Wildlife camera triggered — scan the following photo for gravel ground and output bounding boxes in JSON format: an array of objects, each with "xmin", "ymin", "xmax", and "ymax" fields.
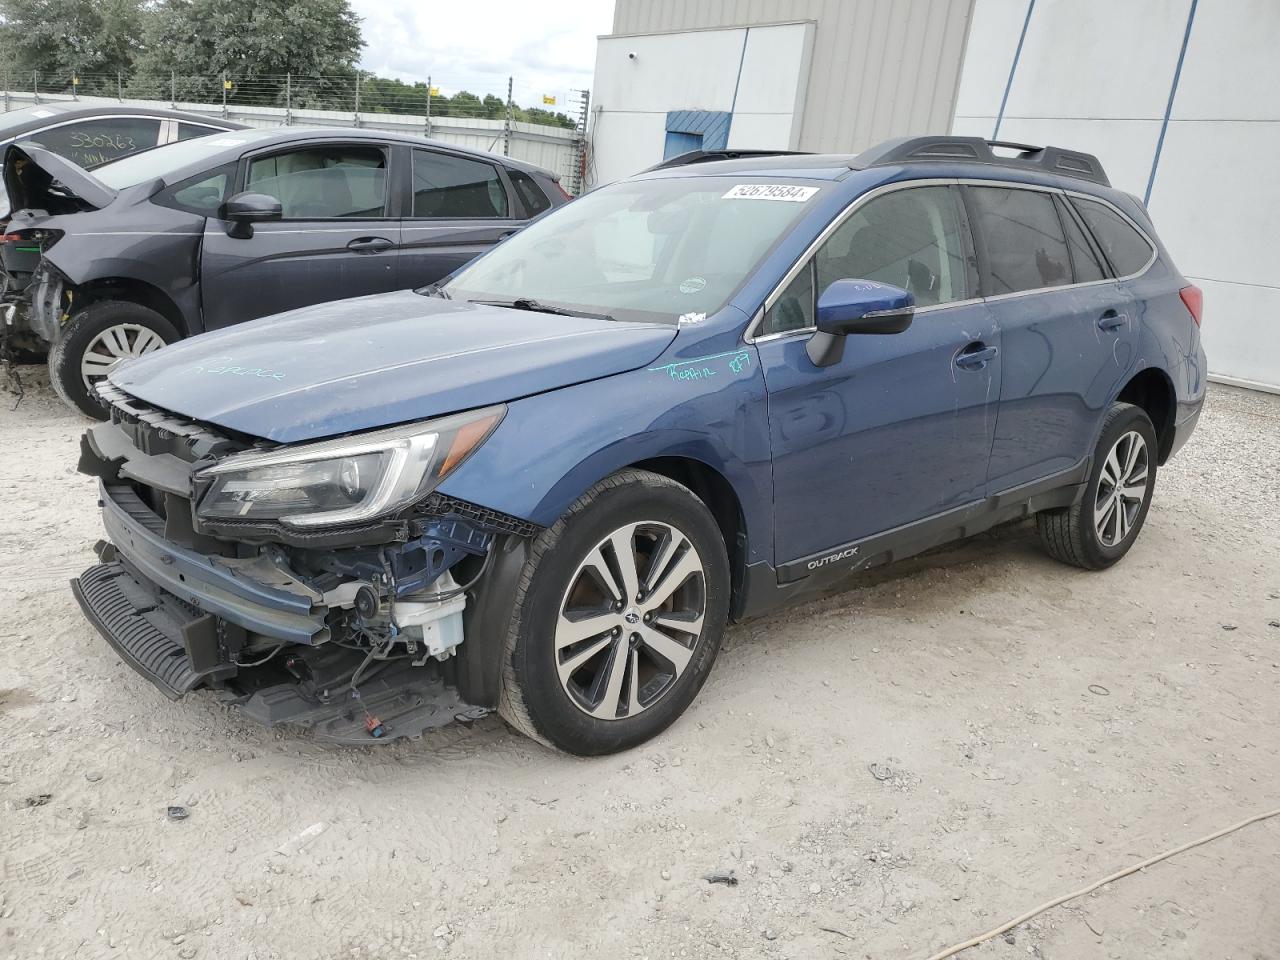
[{"xmin": 1, "ymin": 371, "xmax": 1277, "ymax": 960}]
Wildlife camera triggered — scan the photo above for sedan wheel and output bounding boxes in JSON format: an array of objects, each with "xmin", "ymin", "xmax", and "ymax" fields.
[
  {"xmin": 80, "ymin": 323, "xmax": 168, "ymax": 389},
  {"xmin": 556, "ymin": 521, "xmax": 706, "ymax": 721}
]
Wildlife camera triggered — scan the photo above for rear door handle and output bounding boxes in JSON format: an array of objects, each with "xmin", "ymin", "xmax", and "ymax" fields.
[
  {"xmin": 347, "ymin": 236, "xmax": 395, "ymax": 254},
  {"xmin": 1098, "ymin": 310, "xmax": 1126, "ymax": 331},
  {"xmin": 955, "ymin": 342, "xmax": 998, "ymax": 369}
]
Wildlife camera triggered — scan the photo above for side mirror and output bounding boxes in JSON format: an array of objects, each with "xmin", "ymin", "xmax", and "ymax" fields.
[
  {"xmin": 221, "ymin": 191, "xmax": 282, "ymax": 238},
  {"xmin": 806, "ymin": 279, "xmax": 915, "ymax": 367}
]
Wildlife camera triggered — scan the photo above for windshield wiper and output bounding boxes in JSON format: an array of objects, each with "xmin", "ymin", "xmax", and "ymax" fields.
[
  {"xmin": 415, "ymin": 282, "xmax": 451, "ymax": 299},
  {"xmin": 472, "ymin": 298, "xmax": 615, "ymax": 322}
]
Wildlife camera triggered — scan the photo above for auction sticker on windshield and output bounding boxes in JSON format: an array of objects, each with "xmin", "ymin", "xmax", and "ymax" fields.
[{"xmin": 723, "ymin": 184, "xmax": 819, "ymax": 202}]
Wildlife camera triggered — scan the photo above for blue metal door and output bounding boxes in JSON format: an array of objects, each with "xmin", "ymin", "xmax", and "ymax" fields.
[{"xmin": 663, "ymin": 130, "xmax": 703, "ymax": 160}]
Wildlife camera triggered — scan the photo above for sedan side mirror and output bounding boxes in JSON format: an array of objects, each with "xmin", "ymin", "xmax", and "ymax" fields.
[
  {"xmin": 806, "ymin": 279, "xmax": 915, "ymax": 367},
  {"xmin": 221, "ymin": 191, "xmax": 283, "ymax": 238}
]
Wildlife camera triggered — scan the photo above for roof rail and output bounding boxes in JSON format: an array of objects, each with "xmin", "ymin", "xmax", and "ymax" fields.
[
  {"xmin": 851, "ymin": 136, "xmax": 1110, "ymax": 187},
  {"xmin": 644, "ymin": 148, "xmax": 812, "ymax": 172}
]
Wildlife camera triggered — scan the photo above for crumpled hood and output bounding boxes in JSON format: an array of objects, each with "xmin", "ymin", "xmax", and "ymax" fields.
[{"xmin": 110, "ymin": 291, "xmax": 677, "ymax": 443}]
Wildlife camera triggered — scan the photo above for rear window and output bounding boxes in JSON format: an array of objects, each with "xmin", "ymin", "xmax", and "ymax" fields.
[{"xmin": 1071, "ymin": 196, "xmax": 1154, "ymax": 277}]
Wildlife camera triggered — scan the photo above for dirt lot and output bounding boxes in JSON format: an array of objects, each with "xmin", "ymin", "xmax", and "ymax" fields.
[{"xmin": 1, "ymin": 371, "xmax": 1277, "ymax": 960}]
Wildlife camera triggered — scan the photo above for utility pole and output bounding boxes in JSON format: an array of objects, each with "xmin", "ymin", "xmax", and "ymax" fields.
[
  {"xmin": 221, "ymin": 72, "xmax": 228, "ymax": 118},
  {"xmin": 424, "ymin": 74, "xmax": 432, "ymax": 137},
  {"xmin": 170, "ymin": 69, "xmax": 176, "ymax": 108},
  {"xmin": 503, "ymin": 76, "xmax": 513, "ymax": 156},
  {"xmin": 285, "ymin": 73, "xmax": 292, "ymax": 125},
  {"xmin": 117, "ymin": 71, "xmax": 123, "ymax": 102},
  {"xmin": 353, "ymin": 72, "xmax": 361, "ymax": 127},
  {"xmin": 33, "ymin": 71, "xmax": 39, "ymax": 103}
]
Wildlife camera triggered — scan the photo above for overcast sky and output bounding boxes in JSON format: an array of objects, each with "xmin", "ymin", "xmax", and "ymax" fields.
[{"xmin": 349, "ymin": 0, "xmax": 616, "ymax": 109}]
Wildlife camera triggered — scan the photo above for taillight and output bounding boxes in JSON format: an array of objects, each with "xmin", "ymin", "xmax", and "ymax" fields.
[{"xmin": 1180, "ymin": 285, "xmax": 1203, "ymax": 326}]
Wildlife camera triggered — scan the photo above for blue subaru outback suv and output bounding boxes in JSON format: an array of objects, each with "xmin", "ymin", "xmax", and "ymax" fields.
[{"xmin": 73, "ymin": 136, "xmax": 1206, "ymax": 755}]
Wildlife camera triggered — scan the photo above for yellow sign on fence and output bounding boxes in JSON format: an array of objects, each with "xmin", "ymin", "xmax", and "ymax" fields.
[
  {"xmin": 429, "ymin": 86, "xmax": 440, "ymax": 97},
  {"xmin": 542, "ymin": 95, "xmax": 556, "ymax": 105}
]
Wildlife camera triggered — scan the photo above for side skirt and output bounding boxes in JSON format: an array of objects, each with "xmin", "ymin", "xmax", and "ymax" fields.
[{"xmin": 735, "ymin": 460, "xmax": 1089, "ymax": 621}]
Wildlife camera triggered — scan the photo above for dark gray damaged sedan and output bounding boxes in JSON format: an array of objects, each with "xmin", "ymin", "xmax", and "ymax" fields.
[{"xmin": 0, "ymin": 126, "xmax": 567, "ymax": 416}]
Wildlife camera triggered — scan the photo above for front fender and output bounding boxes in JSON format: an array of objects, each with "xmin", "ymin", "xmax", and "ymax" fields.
[{"xmin": 436, "ymin": 343, "xmax": 775, "ymax": 567}]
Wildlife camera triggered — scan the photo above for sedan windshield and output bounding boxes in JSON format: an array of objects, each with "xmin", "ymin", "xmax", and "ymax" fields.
[
  {"xmin": 93, "ymin": 130, "xmax": 264, "ymax": 190},
  {"xmin": 444, "ymin": 176, "xmax": 828, "ymax": 323}
]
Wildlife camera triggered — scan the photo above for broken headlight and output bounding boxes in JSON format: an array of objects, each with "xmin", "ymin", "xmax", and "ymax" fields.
[{"xmin": 196, "ymin": 406, "xmax": 505, "ymax": 528}]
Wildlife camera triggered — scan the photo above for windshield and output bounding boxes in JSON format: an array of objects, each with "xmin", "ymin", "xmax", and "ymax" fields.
[
  {"xmin": 93, "ymin": 133, "xmax": 254, "ymax": 189},
  {"xmin": 444, "ymin": 176, "xmax": 828, "ymax": 323}
]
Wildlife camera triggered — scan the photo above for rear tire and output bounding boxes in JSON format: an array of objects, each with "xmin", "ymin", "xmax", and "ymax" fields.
[
  {"xmin": 498, "ymin": 469, "xmax": 730, "ymax": 755},
  {"xmin": 49, "ymin": 300, "xmax": 178, "ymax": 419},
  {"xmin": 1037, "ymin": 402, "xmax": 1158, "ymax": 570}
]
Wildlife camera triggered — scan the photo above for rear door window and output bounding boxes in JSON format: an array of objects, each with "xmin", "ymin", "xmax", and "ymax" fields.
[
  {"xmin": 1070, "ymin": 196, "xmax": 1155, "ymax": 277},
  {"xmin": 247, "ymin": 146, "xmax": 388, "ymax": 219},
  {"xmin": 1055, "ymin": 195, "xmax": 1108, "ymax": 283},
  {"xmin": 27, "ymin": 116, "xmax": 164, "ymax": 168},
  {"xmin": 967, "ymin": 186, "xmax": 1072, "ymax": 294},
  {"xmin": 412, "ymin": 150, "xmax": 509, "ymax": 218}
]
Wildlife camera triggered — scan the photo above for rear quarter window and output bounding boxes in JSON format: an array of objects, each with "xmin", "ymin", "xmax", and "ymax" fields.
[
  {"xmin": 509, "ymin": 169, "xmax": 552, "ymax": 217},
  {"xmin": 1071, "ymin": 196, "xmax": 1155, "ymax": 277}
]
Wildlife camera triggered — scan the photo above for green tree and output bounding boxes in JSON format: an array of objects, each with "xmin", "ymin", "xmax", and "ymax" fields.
[
  {"xmin": 128, "ymin": 0, "xmax": 363, "ymax": 105},
  {"xmin": 0, "ymin": 0, "xmax": 144, "ymax": 90}
]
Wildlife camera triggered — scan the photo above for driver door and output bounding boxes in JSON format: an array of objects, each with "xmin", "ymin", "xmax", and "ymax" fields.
[
  {"xmin": 756, "ymin": 184, "xmax": 1002, "ymax": 572},
  {"xmin": 200, "ymin": 141, "xmax": 402, "ymax": 330}
]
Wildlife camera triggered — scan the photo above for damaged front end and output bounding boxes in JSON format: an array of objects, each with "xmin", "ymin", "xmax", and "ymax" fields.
[{"xmin": 73, "ymin": 382, "xmax": 536, "ymax": 743}]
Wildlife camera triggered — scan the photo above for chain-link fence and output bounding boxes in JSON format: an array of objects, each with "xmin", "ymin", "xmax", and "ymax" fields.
[{"xmin": 1, "ymin": 71, "xmax": 591, "ymax": 193}]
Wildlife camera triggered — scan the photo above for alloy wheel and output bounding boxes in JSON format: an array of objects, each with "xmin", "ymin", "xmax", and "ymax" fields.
[
  {"xmin": 1093, "ymin": 430, "xmax": 1149, "ymax": 547},
  {"xmin": 555, "ymin": 521, "xmax": 707, "ymax": 720},
  {"xmin": 79, "ymin": 323, "xmax": 167, "ymax": 389}
]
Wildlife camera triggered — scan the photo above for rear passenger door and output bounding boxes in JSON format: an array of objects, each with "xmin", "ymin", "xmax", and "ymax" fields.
[
  {"xmin": 398, "ymin": 147, "xmax": 523, "ymax": 287},
  {"xmin": 968, "ymin": 184, "xmax": 1139, "ymax": 492},
  {"xmin": 200, "ymin": 141, "xmax": 402, "ymax": 330}
]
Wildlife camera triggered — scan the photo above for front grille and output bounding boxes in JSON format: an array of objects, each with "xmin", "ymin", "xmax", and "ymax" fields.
[{"xmin": 95, "ymin": 381, "xmax": 248, "ymax": 465}]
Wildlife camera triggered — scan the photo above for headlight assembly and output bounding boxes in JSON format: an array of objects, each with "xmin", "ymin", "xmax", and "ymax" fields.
[{"xmin": 196, "ymin": 405, "xmax": 504, "ymax": 528}]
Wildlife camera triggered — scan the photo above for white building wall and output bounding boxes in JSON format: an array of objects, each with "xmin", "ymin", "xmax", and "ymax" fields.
[
  {"xmin": 590, "ymin": 22, "xmax": 814, "ymax": 186},
  {"xmin": 609, "ymin": 0, "xmax": 976, "ymax": 155},
  {"xmin": 954, "ymin": 0, "xmax": 1280, "ymax": 391}
]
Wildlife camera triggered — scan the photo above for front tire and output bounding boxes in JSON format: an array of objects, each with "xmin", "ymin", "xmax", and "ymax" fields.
[
  {"xmin": 1037, "ymin": 402, "xmax": 1158, "ymax": 570},
  {"xmin": 499, "ymin": 469, "xmax": 730, "ymax": 755},
  {"xmin": 49, "ymin": 300, "xmax": 178, "ymax": 419}
]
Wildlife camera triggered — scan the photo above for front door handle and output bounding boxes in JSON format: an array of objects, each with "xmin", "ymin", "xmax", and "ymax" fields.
[
  {"xmin": 955, "ymin": 342, "xmax": 998, "ymax": 369},
  {"xmin": 347, "ymin": 236, "xmax": 395, "ymax": 254},
  {"xmin": 1098, "ymin": 310, "xmax": 1126, "ymax": 331}
]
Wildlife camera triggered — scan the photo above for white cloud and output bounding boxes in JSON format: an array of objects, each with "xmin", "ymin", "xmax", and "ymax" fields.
[{"xmin": 349, "ymin": 0, "xmax": 615, "ymax": 109}]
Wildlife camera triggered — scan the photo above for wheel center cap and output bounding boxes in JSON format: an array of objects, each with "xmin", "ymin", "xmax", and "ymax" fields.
[{"xmin": 623, "ymin": 608, "xmax": 641, "ymax": 625}]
